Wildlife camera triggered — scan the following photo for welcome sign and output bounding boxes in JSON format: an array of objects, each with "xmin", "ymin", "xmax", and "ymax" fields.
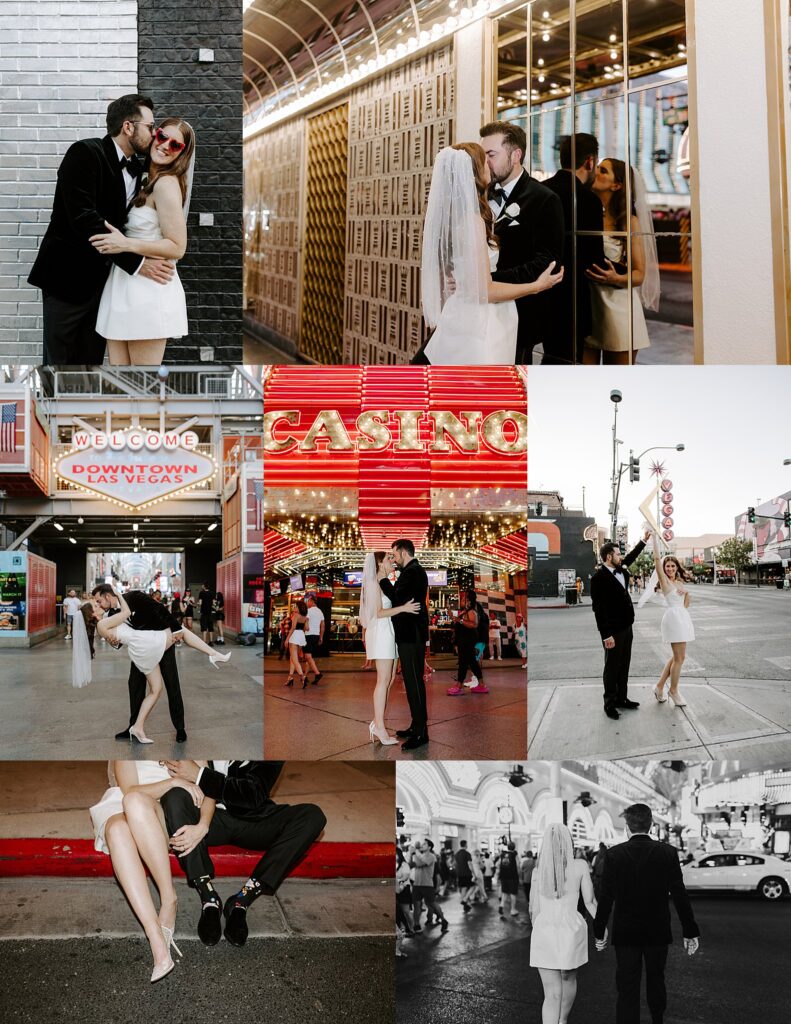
[{"xmin": 54, "ymin": 428, "xmax": 217, "ymax": 509}]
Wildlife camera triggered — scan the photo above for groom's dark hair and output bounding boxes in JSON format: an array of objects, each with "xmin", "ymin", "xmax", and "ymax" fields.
[
  {"xmin": 480, "ymin": 121, "xmax": 527, "ymax": 164},
  {"xmin": 559, "ymin": 133, "xmax": 599, "ymax": 170},
  {"xmin": 91, "ymin": 584, "xmax": 115, "ymax": 597},
  {"xmin": 106, "ymin": 94, "xmax": 154, "ymax": 136},
  {"xmin": 392, "ymin": 538, "xmax": 415, "ymax": 558},
  {"xmin": 599, "ymin": 542, "xmax": 618, "ymax": 563},
  {"xmin": 623, "ymin": 803, "xmax": 653, "ymax": 834}
]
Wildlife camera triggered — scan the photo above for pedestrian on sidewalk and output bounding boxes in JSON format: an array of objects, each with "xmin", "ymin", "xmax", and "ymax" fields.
[
  {"xmin": 489, "ymin": 613, "xmax": 503, "ymax": 659},
  {"xmin": 520, "ymin": 849, "xmax": 535, "ymax": 907},
  {"xmin": 63, "ymin": 589, "xmax": 81, "ymax": 639},
  {"xmin": 448, "ymin": 590, "xmax": 487, "ymax": 696},
  {"xmin": 482, "ymin": 849, "xmax": 495, "ymax": 893},
  {"xmin": 575, "ymin": 577, "xmax": 584, "ymax": 604},
  {"xmin": 470, "ymin": 850, "xmax": 488, "ymax": 903},
  {"xmin": 410, "ymin": 839, "xmax": 449, "ymax": 933},
  {"xmin": 303, "ymin": 593, "xmax": 326, "ymax": 685},
  {"xmin": 497, "ymin": 841, "xmax": 521, "ymax": 916},
  {"xmin": 396, "ymin": 846, "xmax": 415, "ymax": 944},
  {"xmin": 455, "ymin": 840, "xmax": 474, "ymax": 912},
  {"xmin": 514, "ymin": 613, "xmax": 527, "ymax": 669}
]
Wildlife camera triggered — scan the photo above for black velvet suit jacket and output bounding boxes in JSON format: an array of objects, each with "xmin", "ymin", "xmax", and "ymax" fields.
[
  {"xmin": 379, "ymin": 559, "xmax": 429, "ymax": 644},
  {"xmin": 541, "ymin": 170, "xmax": 605, "ymax": 360},
  {"xmin": 489, "ymin": 170, "xmax": 564, "ymax": 355},
  {"xmin": 28, "ymin": 135, "xmax": 144, "ymax": 303},
  {"xmin": 593, "ymin": 834, "xmax": 700, "ymax": 946},
  {"xmin": 589, "ymin": 540, "xmax": 646, "ymax": 639},
  {"xmin": 198, "ymin": 761, "xmax": 285, "ymax": 820},
  {"xmin": 122, "ymin": 590, "xmax": 181, "ymax": 632}
]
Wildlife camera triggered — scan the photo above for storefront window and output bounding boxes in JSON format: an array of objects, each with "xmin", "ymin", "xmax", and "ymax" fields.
[{"xmin": 495, "ymin": 0, "xmax": 692, "ymax": 364}]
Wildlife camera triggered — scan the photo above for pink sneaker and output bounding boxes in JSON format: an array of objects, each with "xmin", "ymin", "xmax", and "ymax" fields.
[
  {"xmin": 446, "ymin": 685, "xmax": 466, "ymax": 696},
  {"xmin": 470, "ymin": 683, "xmax": 489, "ymax": 694}
]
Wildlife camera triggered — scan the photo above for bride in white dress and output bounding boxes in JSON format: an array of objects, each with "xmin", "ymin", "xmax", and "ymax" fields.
[
  {"xmin": 91, "ymin": 117, "xmax": 194, "ymax": 366},
  {"xmin": 359, "ymin": 551, "xmax": 420, "ymax": 746},
  {"xmin": 641, "ymin": 531, "xmax": 696, "ymax": 708},
  {"xmin": 530, "ymin": 823, "xmax": 598, "ymax": 1024},
  {"xmin": 74, "ymin": 584, "xmax": 230, "ymax": 743},
  {"xmin": 421, "ymin": 143, "xmax": 563, "ymax": 365},
  {"xmin": 90, "ymin": 759, "xmax": 213, "ymax": 982}
]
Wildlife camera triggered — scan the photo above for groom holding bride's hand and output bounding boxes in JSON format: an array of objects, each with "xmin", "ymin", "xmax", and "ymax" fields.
[{"xmin": 29, "ymin": 94, "xmax": 175, "ymax": 365}]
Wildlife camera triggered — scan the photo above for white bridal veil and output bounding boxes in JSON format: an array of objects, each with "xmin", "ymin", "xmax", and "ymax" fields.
[
  {"xmin": 632, "ymin": 169, "xmax": 660, "ymax": 312},
  {"xmin": 421, "ymin": 147, "xmax": 489, "ymax": 333},
  {"xmin": 72, "ymin": 603, "xmax": 92, "ymax": 688},
  {"xmin": 359, "ymin": 552, "xmax": 380, "ymax": 631},
  {"xmin": 536, "ymin": 821, "xmax": 575, "ymax": 900}
]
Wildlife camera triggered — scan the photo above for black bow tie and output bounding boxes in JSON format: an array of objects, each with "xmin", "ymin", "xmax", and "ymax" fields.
[
  {"xmin": 491, "ymin": 185, "xmax": 507, "ymax": 202},
  {"xmin": 612, "ymin": 567, "xmax": 625, "ymax": 576},
  {"xmin": 119, "ymin": 155, "xmax": 144, "ymax": 178}
]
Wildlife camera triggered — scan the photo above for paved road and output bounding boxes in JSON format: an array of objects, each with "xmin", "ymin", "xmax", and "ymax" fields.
[
  {"xmin": 529, "ymin": 587, "xmax": 791, "ymax": 764},
  {"xmin": 0, "ymin": 936, "xmax": 392, "ymax": 1024},
  {"xmin": 397, "ymin": 890, "xmax": 791, "ymax": 1024}
]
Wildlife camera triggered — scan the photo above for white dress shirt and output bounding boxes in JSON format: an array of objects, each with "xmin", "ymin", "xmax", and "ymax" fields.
[
  {"xmin": 489, "ymin": 169, "xmax": 525, "ymax": 218},
  {"xmin": 606, "ymin": 564, "xmax": 627, "ymax": 589},
  {"xmin": 112, "ymin": 139, "xmax": 139, "ymax": 205}
]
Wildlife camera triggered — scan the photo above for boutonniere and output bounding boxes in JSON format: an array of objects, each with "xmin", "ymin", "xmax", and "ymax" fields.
[{"xmin": 504, "ymin": 202, "xmax": 521, "ymax": 220}]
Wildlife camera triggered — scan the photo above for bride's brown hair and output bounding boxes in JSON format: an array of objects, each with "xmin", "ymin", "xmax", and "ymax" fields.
[
  {"xmin": 654, "ymin": 554, "xmax": 692, "ymax": 589},
  {"xmin": 373, "ymin": 550, "xmax": 388, "ymax": 570},
  {"xmin": 133, "ymin": 117, "xmax": 195, "ymax": 208},
  {"xmin": 452, "ymin": 142, "xmax": 498, "ymax": 250}
]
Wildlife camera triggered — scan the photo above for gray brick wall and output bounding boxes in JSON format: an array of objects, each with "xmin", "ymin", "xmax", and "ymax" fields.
[
  {"xmin": 137, "ymin": 0, "xmax": 243, "ymax": 364},
  {"xmin": 0, "ymin": 0, "xmax": 138, "ymax": 361}
]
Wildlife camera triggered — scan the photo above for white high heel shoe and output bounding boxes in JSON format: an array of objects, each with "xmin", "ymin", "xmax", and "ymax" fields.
[
  {"xmin": 654, "ymin": 683, "xmax": 668, "ymax": 704},
  {"xmin": 129, "ymin": 726, "xmax": 154, "ymax": 744},
  {"xmin": 369, "ymin": 721, "xmax": 398, "ymax": 746},
  {"xmin": 150, "ymin": 926, "xmax": 175, "ymax": 983},
  {"xmin": 669, "ymin": 690, "xmax": 687, "ymax": 708},
  {"xmin": 209, "ymin": 651, "xmax": 232, "ymax": 669},
  {"xmin": 161, "ymin": 924, "xmax": 182, "ymax": 959}
]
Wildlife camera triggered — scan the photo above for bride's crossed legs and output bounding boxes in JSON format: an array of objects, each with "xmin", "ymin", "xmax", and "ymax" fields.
[
  {"xmin": 104, "ymin": 797, "xmax": 176, "ymax": 974},
  {"xmin": 537, "ymin": 967, "xmax": 578, "ymax": 1024},
  {"xmin": 107, "ymin": 339, "xmax": 166, "ymax": 366},
  {"xmin": 654, "ymin": 640, "xmax": 687, "ymax": 704}
]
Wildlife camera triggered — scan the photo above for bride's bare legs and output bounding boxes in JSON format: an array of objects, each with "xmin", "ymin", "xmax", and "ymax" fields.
[
  {"xmin": 121, "ymin": 792, "xmax": 178, "ymax": 932},
  {"xmin": 668, "ymin": 641, "xmax": 687, "ymax": 697},
  {"xmin": 177, "ymin": 628, "xmax": 217, "ymax": 658},
  {"xmin": 106, "ymin": 340, "xmax": 131, "ymax": 365},
  {"xmin": 289, "ymin": 644, "xmax": 304, "ymax": 679},
  {"xmin": 131, "ymin": 667, "xmax": 164, "ymax": 738},
  {"xmin": 127, "ymin": 339, "xmax": 166, "ymax": 365},
  {"xmin": 105, "ymin": 812, "xmax": 170, "ymax": 968},
  {"xmin": 372, "ymin": 659, "xmax": 394, "ymax": 733},
  {"xmin": 559, "ymin": 968, "xmax": 578, "ymax": 1024},
  {"xmin": 537, "ymin": 968, "xmax": 563, "ymax": 1024},
  {"xmin": 655, "ymin": 656, "xmax": 673, "ymax": 697}
]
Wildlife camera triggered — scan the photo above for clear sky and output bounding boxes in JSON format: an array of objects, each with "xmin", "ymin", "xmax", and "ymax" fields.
[{"xmin": 528, "ymin": 365, "xmax": 791, "ymax": 542}]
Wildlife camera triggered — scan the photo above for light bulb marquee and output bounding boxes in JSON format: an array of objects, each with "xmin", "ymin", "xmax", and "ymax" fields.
[{"xmin": 54, "ymin": 426, "xmax": 218, "ymax": 511}]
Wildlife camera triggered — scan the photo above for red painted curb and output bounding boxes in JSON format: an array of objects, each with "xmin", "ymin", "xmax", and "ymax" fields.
[{"xmin": 0, "ymin": 839, "xmax": 394, "ymax": 880}]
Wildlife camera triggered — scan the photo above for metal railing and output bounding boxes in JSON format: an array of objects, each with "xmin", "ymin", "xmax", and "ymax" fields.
[{"xmin": 30, "ymin": 365, "xmax": 264, "ymax": 401}]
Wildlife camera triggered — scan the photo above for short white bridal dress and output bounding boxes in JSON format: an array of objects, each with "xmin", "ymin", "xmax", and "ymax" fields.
[
  {"xmin": 364, "ymin": 594, "xmax": 397, "ymax": 660},
  {"xmin": 96, "ymin": 204, "xmax": 188, "ymax": 340},
  {"xmin": 89, "ymin": 760, "xmax": 169, "ymax": 854},
  {"xmin": 529, "ymin": 860, "xmax": 590, "ymax": 970},
  {"xmin": 658, "ymin": 588, "xmax": 695, "ymax": 643},
  {"xmin": 115, "ymin": 621, "xmax": 168, "ymax": 675}
]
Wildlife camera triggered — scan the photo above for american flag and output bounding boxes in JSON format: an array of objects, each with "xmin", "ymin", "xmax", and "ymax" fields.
[
  {"xmin": 0, "ymin": 403, "xmax": 17, "ymax": 453},
  {"xmin": 253, "ymin": 479, "xmax": 264, "ymax": 531}
]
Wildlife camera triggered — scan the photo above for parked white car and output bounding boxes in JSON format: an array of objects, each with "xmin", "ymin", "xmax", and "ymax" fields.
[{"xmin": 682, "ymin": 850, "xmax": 791, "ymax": 900}]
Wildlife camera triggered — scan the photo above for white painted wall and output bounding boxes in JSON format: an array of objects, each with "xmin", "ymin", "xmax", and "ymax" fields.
[{"xmin": 453, "ymin": 19, "xmax": 488, "ymax": 145}]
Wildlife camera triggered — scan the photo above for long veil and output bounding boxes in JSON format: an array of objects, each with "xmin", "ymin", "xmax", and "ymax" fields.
[
  {"xmin": 632, "ymin": 169, "xmax": 660, "ymax": 312},
  {"xmin": 421, "ymin": 147, "xmax": 489, "ymax": 335},
  {"xmin": 72, "ymin": 604, "xmax": 92, "ymax": 688},
  {"xmin": 535, "ymin": 821, "xmax": 575, "ymax": 900},
  {"xmin": 358, "ymin": 552, "xmax": 381, "ymax": 631}
]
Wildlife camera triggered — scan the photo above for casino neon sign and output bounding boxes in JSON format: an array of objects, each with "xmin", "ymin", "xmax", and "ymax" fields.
[
  {"xmin": 54, "ymin": 428, "xmax": 217, "ymax": 510},
  {"xmin": 263, "ymin": 409, "xmax": 527, "ymax": 455}
]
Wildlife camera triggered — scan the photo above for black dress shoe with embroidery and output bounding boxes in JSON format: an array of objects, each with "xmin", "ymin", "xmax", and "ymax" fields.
[
  {"xmin": 223, "ymin": 897, "xmax": 249, "ymax": 947},
  {"xmin": 198, "ymin": 903, "xmax": 222, "ymax": 945}
]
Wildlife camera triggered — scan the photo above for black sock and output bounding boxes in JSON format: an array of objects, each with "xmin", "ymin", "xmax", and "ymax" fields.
[
  {"xmin": 192, "ymin": 875, "xmax": 220, "ymax": 909},
  {"xmin": 230, "ymin": 877, "xmax": 264, "ymax": 909}
]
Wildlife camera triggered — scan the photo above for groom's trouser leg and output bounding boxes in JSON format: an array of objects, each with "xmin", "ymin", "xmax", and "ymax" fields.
[
  {"xmin": 219, "ymin": 803, "xmax": 327, "ymax": 894},
  {"xmin": 160, "ymin": 786, "xmax": 216, "ymax": 880},
  {"xmin": 158, "ymin": 645, "xmax": 186, "ymax": 730},
  {"xmin": 614, "ymin": 945, "xmax": 643, "ymax": 1024},
  {"xmin": 644, "ymin": 945, "xmax": 668, "ymax": 1023},
  {"xmin": 42, "ymin": 292, "xmax": 106, "ymax": 365},
  {"xmin": 399, "ymin": 641, "xmax": 427, "ymax": 733},
  {"xmin": 603, "ymin": 627, "xmax": 632, "ymax": 707},
  {"xmin": 127, "ymin": 663, "xmax": 148, "ymax": 726}
]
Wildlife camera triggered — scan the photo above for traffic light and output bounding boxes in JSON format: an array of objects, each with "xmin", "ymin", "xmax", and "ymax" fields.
[
  {"xmin": 535, "ymin": 501, "xmax": 543, "ymax": 516},
  {"xmin": 784, "ymin": 509, "xmax": 791, "ymax": 528},
  {"xmin": 629, "ymin": 454, "xmax": 640, "ymax": 482},
  {"xmin": 618, "ymin": 541, "xmax": 626, "ymax": 555},
  {"xmin": 747, "ymin": 506, "xmax": 756, "ymax": 524}
]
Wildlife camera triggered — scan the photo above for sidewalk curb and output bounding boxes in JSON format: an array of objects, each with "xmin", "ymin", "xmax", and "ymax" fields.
[{"xmin": 0, "ymin": 839, "xmax": 394, "ymax": 880}]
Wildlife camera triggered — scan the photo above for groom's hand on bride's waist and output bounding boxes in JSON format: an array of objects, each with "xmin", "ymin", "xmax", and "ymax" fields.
[{"xmin": 138, "ymin": 257, "xmax": 175, "ymax": 285}]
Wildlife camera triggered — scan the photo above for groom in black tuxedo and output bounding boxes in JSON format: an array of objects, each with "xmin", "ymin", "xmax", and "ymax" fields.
[
  {"xmin": 378, "ymin": 538, "xmax": 430, "ymax": 751},
  {"xmin": 91, "ymin": 583, "xmax": 187, "ymax": 742},
  {"xmin": 589, "ymin": 532, "xmax": 649, "ymax": 719},
  {"xmin": 481, "ymin": 121, "xmax": 564, "ymax": 364},
  {"xmin": 594, "ymin": 803, "xmax": 700, "ymax": 1024},
  {"xmin": 28, "ymin": 94, "xmax": 175, "ymax": 367},
  {"xmin": 161, "ymin": 760, "xmax": 326, "ymax": 946}
]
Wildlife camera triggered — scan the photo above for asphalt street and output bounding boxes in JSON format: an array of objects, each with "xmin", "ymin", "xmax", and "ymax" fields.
[
  {"xmin": 0, "ymin": 936, "xmax": 393, "ymax": 1024},
  {"xmin": 529, "ymin": 586, "xmax": 791, "ymax": 764},
  {"xmin": 396, "ymin": 890, "xmax": 791, "ymax": 1024}
]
